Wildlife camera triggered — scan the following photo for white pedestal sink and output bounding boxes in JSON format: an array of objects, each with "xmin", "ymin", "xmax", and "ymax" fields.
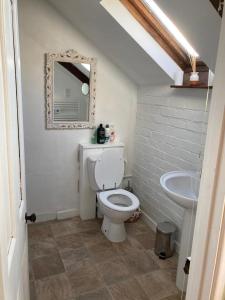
[{"xmin": 160, "ymin": 171, "xmax": 200, "ymax": 292}]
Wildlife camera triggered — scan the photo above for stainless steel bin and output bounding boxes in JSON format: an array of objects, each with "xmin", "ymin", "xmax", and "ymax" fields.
[{"xmin": 154, "ymin": 222, "xmax": 176, "ymax": 259}]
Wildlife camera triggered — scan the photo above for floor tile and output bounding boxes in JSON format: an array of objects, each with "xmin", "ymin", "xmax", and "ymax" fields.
[
  {"xmin": 28, "ymin": 218, "xmax": 179, "ymax": 299},
  {"xmin": 82, "ymin": 229, "xmax": 106, "ymax": 246},
  {"xmin": 112, "ymin": 237, "xmax": 143, "ymax": 256},
  {"xmin": 87, "ymin": 240, "xmax": 117, "ymax": 263},
  {"xmin": 76, "ymin": 287, "xmax": 113, "ymax": 300},
  {"xmin": 161, "ymin": 294, "xmax": 183, "ymax": 300},
  {"xmin": 136, "ymin": 269, "xmax": 179, "ymax": 300},
  {"xmin": 96, "ymin": 256, "xmax": 130, "ymax": 285},
  {"xmin": 134, "ymin": 232, "xmax": 155, "ymax": 250},
  {"xmin": 29, "ymin": 263, "xmax": 34, "ymax": 281},
  {"xmin": 50, "ymin": 218, "xmax": 82, "ymax": 237},
  {"xmin": 87, "ymin": 238, "xmax": 112, "ymax": 248},
  {"xmin": 121, "ymin": 249, "xmax": 159, "ymax": 276},
  {"xmin": 29, "ymin": 237, "xmax": 58, "ymax": 260},
  {"xmin": 108, "ymin": 277, "xmax": 149, "ymax": 300},
  {"xmin": 28, "ymin": 223, "xmax": 53, "ymax": 243},
  {"xmin": 78, "ymin": 219, "xmax": 101, "ymax": 232},
  {"xmin": 59, "ymin": 247, "xmax": 90, "ymax": 270},
  {"xmin": 147, "ymin": 249, "xmax": 178, "ymax": 270},
  {"xmin": 55, "ymin": 233, "xmax": 84, "ymax": 251},
  {"xmin": 65, "ymin": 258, "xmax": 93, "ymax": 273},
  {"xmin": 50, "ymin": 218, "xmax": 101, "ymax": 238},
  {"xmin": 126, "ymin": 220, "xmax": 150, "ymax": 236},
  {"xmin": 67, "ymin": 263, "xmax": 104, "ymax": 296},
  {"xmin": 35, "ymin": 273, "xmax": 73, "ymax": 300},
  {"xmin": 32, "ymin": 252, "xmax": 65, "ymax": 280},
  {"xmin": 30, "ymin": 280, "xmax": 37, "ymax": 300}
]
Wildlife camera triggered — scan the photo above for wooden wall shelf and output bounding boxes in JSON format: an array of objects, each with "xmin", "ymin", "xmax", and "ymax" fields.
[{"xmin": 171, "ymin": 85, "xmax": 213, "ymax": 90}]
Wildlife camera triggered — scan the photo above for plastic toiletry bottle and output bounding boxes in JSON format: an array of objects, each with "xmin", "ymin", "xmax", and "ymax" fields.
[
  {"xmin": 91, "ymin": 126, "xmax": 97, "ymax": 144},
  {"xmin": 110, "ymin": 124, "xmax": 116, "ymax": 143},
  {"xmin": 97, "ymin": 124, "xmax": 105, "ymax": 144},
  {"xmin": 105, "ymin": 124, "xmax": 110, "ymax": 143}
]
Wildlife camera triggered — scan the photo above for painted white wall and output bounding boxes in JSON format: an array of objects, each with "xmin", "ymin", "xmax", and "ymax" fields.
[
  {"xmin": 18, "ymin": 0, "xmax": 137, "ymax": 220},
  {"xmin": 47, "ymin": 0, "xmax": 171, "ymax": 86},
  {"xmin": 133, "ymin": 85, "xmax": 210, "ymax": 242}
]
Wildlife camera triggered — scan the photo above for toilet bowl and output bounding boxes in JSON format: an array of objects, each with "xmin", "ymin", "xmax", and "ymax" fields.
[
  {"xmin": 98, "ymin": 189, "xmax": 139, "ymax": 242},
  {"xmin": 87, "ymin": 148, "xmax": 140, "ymax": 242}
]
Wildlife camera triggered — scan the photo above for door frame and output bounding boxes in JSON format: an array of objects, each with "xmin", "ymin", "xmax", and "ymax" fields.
[
  {"xmin": 0, "ymin": 0, "xmax": 29, "ymax": 299},
  {"xmin": 186, "ymin": 13, "xmax": 225, "ymax": 300}
]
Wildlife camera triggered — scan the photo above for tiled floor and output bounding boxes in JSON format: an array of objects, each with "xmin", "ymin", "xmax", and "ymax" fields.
[{"xmin": 28, "ymin": 217, "xmax": 182, "ymax": 300}]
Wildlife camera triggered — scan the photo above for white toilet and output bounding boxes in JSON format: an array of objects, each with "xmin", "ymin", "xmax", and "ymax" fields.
[{"xmin": 87, "ymin": 148, "xmax": 140, "ymax": 242}]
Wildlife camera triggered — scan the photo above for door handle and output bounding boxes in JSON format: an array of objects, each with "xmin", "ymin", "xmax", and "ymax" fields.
[
  {"xmin": 183, "ymin": 257, "xmax": 191, "ymax": 275},
  {"xmin": 25, "ymin": 213, "xmax": 36, "ymax": 223}
]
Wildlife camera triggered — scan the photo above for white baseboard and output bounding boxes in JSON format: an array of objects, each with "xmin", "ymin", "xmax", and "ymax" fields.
[
  {"xmin": 141, "ymin": 209, "xmax": 180, "ymax": 254},
  {"xmin": 57, "ymin": 208, "xmax": 79, "ymax": 220},
  {"xmin": 36, "ymin": 212, "xmax": 56, "ymax": 223},
  {"xmin": 36, "ymin": 208, "xmax": 80, "ymax": 223},
  {"xmin": 141, "ymin": 209, "xmax": 157, "ymax": 232}
]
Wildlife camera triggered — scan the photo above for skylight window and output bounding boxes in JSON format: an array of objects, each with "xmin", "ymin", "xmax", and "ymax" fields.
[{"xmin": 142, "ymin": 0, "xmax": 199, "ymax": 57}]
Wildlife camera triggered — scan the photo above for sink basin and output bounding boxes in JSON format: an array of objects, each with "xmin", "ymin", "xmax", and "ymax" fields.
[{"xmin": 160, "ymin": 171, "xmax": 200, "ymax": 209}]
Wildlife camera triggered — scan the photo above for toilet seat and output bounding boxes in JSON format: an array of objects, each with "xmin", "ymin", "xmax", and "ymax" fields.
[{"xmin": 98, "ymin": 189, "xmax": 139, "ymax": 212}]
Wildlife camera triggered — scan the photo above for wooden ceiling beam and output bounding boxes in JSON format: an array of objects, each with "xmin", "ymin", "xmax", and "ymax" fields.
[
  {"xmin": 120, "ymin": 0, "xmax": 190, "ymax": 69},
  {"xmin": 58, "ymin": 61, "xmax": 89, "ymax": 84},
  {"xmin": 209, "ymin": 0, "xmax": 223, "ymax": 17}
]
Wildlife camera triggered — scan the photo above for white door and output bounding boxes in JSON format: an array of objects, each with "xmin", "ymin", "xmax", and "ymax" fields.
[{"xmin": 0, "ymin": 0, "xmax": 30, "ymax": 299}]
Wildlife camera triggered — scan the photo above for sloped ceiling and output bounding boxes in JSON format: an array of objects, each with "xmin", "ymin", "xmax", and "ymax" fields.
[
  {"xmin": 47, "ymin": 0, "xmax": 171, "ymax": 85},
  {"xmin": 47, "ymin": 0, "xmax": 221, "ymax": 85},
  {"xmin": 157, "ymin": 0, "xmax": 221, "ymax": 72}
]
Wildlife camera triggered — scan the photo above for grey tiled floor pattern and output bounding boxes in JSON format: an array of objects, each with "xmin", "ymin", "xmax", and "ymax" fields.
[{"xmin": 28, "ymin": 217, "xmax": 181, "ymax": 300}]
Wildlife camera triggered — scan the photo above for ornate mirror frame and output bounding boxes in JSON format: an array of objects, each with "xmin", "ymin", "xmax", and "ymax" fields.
[{"xmin": 45, "ymin": 49, "xmax": 97, "ymax": 129}]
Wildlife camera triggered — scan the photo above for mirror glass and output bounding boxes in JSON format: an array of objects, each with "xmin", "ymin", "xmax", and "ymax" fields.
[
  {"xmin": 53, "ymin": 61, "xmax": 90, "ymax": 122},
  {"xmin": 46, "ymin": 50, "xmax": 96, "ymax": 129}
]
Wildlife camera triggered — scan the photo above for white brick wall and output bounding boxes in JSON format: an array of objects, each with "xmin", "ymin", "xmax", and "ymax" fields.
[{"xmin": 133, "ymin": 85, "xmax": 211, "ymax": 241}]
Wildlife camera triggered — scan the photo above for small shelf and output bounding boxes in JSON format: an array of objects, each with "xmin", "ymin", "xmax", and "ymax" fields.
[{"xmin": 171, "ymin": 85, "xmax": 213, "ymax": 90}]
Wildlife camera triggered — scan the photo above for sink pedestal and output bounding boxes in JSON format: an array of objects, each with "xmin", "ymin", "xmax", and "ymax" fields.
[
  {"xmin": 176, "ymin": 208, "xmax": 196, "ymax": 291},
  {"xmin": 160, "ymin": 171, "xmax": 199, "ymax": 292}
]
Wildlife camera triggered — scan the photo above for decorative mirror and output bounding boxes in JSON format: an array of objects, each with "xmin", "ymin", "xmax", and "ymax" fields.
[{"xmin": 45, "ymin": 49, "xmax": 97, "ymax": 129}]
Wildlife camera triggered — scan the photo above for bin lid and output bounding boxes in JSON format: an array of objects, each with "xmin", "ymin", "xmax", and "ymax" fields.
[{"xmin": 157, "ymin": 222, "xmax": 176, "ymax": 234}]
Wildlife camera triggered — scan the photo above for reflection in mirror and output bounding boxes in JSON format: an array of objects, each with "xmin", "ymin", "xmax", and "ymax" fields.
[
  {"xmin": 45, "ymin": 50, "xmax": 96, "ymax": 129},
  {"xmin": 81, "ymin": 83, "xmax": 89, "ymax": 96},
  {"xmin": 54, "ymin": 61, "xmax": 90, "ymax": 122}
]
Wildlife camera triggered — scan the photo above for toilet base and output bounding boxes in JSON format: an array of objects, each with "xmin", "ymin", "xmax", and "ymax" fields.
[{"xmin": 101, "ymin": 216, "xmax": 126, "ymax": 242}]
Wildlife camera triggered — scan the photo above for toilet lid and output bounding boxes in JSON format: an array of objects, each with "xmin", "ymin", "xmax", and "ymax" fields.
[{"xmin": 95, "ymin": 149, "xmax": 124, "ymax": 190}]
